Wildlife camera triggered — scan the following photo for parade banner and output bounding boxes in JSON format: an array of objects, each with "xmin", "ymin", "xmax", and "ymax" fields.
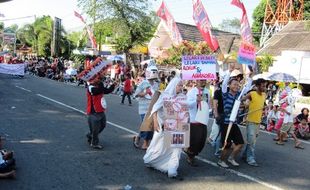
[
  {"xmin": 237, "ymin": 41, "xmax": 256, "ymax": 65},
  {"xmin": 157, "ymin": 1, "xmax": 182, "ymax": 45},
  {"xmin": 74, "ymin": 11, "xmax": 97, "ymax": 49},
  {"xmin": 231, "ymin": 0, "xmax": 253, "ymax": 43},
  {"xmin": 0, "ymin": 63, "xmax": 25, "ymax": 75},
  {"xmin": 182, "ymin": 55, "xmax": 216, "ymax": 80},
  {"xmin": 78, "ymin": 58, "xmax": 111, "ymax": 81},
  {"xmin": 192, "ymin": 0, "xmax": 219, "ymax": 51},
  {"xmin": 163, "ymin": 94, "xmax": 190, "ymax": 148}
]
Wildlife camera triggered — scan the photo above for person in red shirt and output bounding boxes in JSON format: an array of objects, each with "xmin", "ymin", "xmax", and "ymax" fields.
[
  {"xmin": 121, "ymin": 74, "xmax": 132, "ymax": 106},
  {"xmin": 86, "ymin": 74, "xmax": 115, "ymax": 149}
]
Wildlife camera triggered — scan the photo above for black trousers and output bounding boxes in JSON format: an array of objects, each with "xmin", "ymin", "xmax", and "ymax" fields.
[
  {"xmin": 187, "ymin": 123, "xmax": 207, "ymax": 158},
  {"xmin": 87, "ymin": 112, "xmax": 106, "ymax": 145},
  {"xmin": 121, "ymin": 92, "xmax": 132, "ymax": 104}
]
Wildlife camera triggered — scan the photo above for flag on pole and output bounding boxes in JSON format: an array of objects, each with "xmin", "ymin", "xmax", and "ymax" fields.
[
  {"xmin": 192, "ymin": 0, "xmax": 219, "ymax": 52},
  {"xmin": 231, "ymin": 0, "xmax": 253, "ymax": 43},
  {"xmin": 74, "ymin": 11, "xmax": 97, "ymax": 49},
  {"xmin": 157, "ymin": 1, "xmax": 182, "ymax": 45}
]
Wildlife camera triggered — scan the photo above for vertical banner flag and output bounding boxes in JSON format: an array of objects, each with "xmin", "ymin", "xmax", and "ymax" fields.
[
  {"xmin": 74, "ymin": 11, "xmax": 97, "ymax": 49},
  {"xmin": 157, "ymin": 1, "xmax": 182, "ymax": 45},
  {"xmin": 192, "ymin": 0, "xmax": 219, "ymax": 52},
  {"xmin": 231, "ymin": 0, "xmax": 256, "ymax": 66},
  {"xmin": 237, "ymin": 42, "xmax": 256, "ymax": 65},
  {"xmin": 231, "ymin": 0, "xmax": 253, "ymax": 43}
]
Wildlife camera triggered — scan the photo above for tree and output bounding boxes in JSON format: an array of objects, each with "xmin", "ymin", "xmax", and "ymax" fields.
[
  {"xmin": 67, "ymin": 31, "xmax": 87, "ymax": 49},
  {"xmin": 156, "ymin": 41, "xmax": 212, "ymax": 67},
  {"xmin": 17, "ymin": 16, "xmax": 70, "ymax": 57},
  {"xmin": 256, "ymin": 54, "xmax": 274, "ymax": 72},
  {"xmin": 252, "ymin": 0, "xmax": 310, "ymax": 42},
  {"xmin": 78, "ymin": 0, "xmax": 158, "ymax": 54},
  {"xmin": 218, "ymin": 18, "xmax": 241, "ymax": 33}
]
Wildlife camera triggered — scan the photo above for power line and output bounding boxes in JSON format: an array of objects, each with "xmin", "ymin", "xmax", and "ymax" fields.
[{"xmin": 0, "ymin": 15, "xmax": 35, "ymax": 22}]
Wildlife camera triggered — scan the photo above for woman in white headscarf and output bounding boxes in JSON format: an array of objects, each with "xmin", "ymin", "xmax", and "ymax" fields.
[{"xmin": 143, "ymin": 77, "xmax": 186, "ymax": 179}]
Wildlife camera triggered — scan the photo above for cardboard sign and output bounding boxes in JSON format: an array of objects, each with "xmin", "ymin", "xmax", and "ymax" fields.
[
  {"xmin": 237, "ymin": 42, "xmax": 256, "ymax": 65},
  {"xmin": 78, "ymin": 58, "xmax": 111, "ymax": 81},
  {"xmin": 182, "ymin": 55, "xmax": 216, "ymax": 80},
  {"xmin": 163, "ymin": 94, "xmax": 190, "ymax": 148}
]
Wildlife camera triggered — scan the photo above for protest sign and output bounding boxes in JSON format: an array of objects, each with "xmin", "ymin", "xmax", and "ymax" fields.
[
  {"xmin": 78, "ymin": 58, "xmax": 111, "ymax": 81},
  {"xmin": 163, "ymin": 94, "xmax": 190, "ymax": 148},
  {"xmin": 182, "ymin": 55, "xmax": 216, "ymax": 80},
  {"xmin": 237, "ymin": 42, "xmax": 256, "ymax": 65},
  {"xmin": 0, "ymin": 63, "xmax": 25, "ymax": 75}
]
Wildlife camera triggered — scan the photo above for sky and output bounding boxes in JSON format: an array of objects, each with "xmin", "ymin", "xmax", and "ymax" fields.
[{"xmin": 0, "ymin": 0, "xmax": 261, "ymax": 32}]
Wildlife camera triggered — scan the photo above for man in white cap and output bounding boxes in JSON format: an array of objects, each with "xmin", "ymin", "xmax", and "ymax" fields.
[{"xmin": 133, "ymin": 60, "xmax": 159, "ymax": 150}]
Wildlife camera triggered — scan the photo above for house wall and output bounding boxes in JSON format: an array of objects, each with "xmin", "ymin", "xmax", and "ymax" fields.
[{"xmin": 268, "ymin": 50, "xmax": 310, "ymax": 84}]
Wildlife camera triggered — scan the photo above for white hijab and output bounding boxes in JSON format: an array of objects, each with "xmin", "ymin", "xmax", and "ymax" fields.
[{"xmin": 150, "ymin": 77, "xmax": 182, "ymax": 116}]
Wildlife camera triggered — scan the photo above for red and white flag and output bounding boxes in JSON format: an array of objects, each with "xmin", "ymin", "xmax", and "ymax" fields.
[
  {"xmin": 231, "ymin": 0, "xmax": 253, "ymax": 43},
  {"xmin": 157, "ymin": 1, "xmax": 182, "ymax": 45},
  {"xmin": 74, "ymin": 11, "xmax": 97, "ymax": 49},
  {"xmin": 192, "ymin": 0, "xmax": 219, "ymax": 52}
]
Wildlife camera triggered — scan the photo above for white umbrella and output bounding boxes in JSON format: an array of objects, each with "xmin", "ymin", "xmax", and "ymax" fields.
[
  {"xmin": 253, "ymin": 73, "xmax": 270, "ymax": 80},
  {"xmin": 65, "ymin": 68, "xmax": 77, "ymax": 75}
]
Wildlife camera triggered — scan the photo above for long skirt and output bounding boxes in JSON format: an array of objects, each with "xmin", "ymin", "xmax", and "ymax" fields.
[{"xmin": 143, "ymin": 131, "xmax": 182, "ymax": 177}]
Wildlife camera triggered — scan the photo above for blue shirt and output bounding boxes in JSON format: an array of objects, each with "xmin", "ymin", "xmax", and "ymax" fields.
[{"xmin": 222, "ymin": 91, "xmax": 240, "ymax": 124}]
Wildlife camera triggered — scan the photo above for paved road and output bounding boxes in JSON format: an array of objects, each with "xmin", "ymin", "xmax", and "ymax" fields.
[{"xmin": 0, "ymin": 74, "xmax": 309, "ymax": 190}]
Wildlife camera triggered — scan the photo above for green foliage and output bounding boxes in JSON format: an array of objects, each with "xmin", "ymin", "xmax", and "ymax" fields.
[
  {"xmin": 67, "ymin": 31, "xmax": 87, "ymax": 48},
  {"xmin": 16, "ymin": 16, "xmax": 72, "ymax": 58},
  {"xmin": 256, "ymin": 54, "xmax": 274, "ymax": 72},
  {"xmin": 156, "ymin": 41, "xmax": 212, "ymax": 67},
  {"xmin": 252, "ymin": 0, "xmax": 310, "ymax": 43},
  {"xmin": 78, "ymin": 0, "xmax": 158, "ymax": 53},
  {"xmin": 218, "ymin": 18, "xmax": 241, "ymax": 33}
]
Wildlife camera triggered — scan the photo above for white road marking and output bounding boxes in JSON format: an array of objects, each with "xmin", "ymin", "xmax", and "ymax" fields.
[
  {"xmin": 36, "ymin": 93, "xmax": 285, "ymax": 190},
  {"xmin": 15, "ymin": 85, "xmax": 32, "ymax": 92},
  {"xmin": 238, "ymin": 124, "xmax": 310, "ymax": 145}
]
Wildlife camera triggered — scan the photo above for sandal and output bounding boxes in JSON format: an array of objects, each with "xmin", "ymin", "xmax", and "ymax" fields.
[
  {"xmin": 273, "ymin": 138, "xmax": 280, "ymax": 141},
  {"xmin": 295, "ymin": 143, "xmax": 304, "ymax": 149},
  {"xmin": 186, "ymin": 157, "xmax": 198, "ymax": 167},
  {"xmin": 133, "ymin": 136, "xmax": 140, "ymax": 149},
  {"xmin": 276, "ymin": 141, "xmax": 284, "ymax": 145}
]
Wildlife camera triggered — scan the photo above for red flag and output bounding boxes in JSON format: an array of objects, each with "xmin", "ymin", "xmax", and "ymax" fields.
[
  {"xmin": 74, "ymin": 11, "xmax": 97, "ymax": 49},
  {"xmin": 192, "ymin": 0, "xmax": 219, "ymax": 52},
  {"xmin": 74, "ymin": 11, "xmax": 85, "ymax": 23},
  {"xmin": 231, "ymin": 0, "xmax": 253, "ymax": 43},
  {"xmin": 156, "ymin": 1, "xmax": 182, "ymax": 45}
]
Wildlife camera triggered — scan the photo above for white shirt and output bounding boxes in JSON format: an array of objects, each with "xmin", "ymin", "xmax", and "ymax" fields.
[
  {"xmin": 186, "ymin": 87, "xmax": 210, "ymax": 123},
  {"xmin": 283, "ymin": 106, "xmax": 294, "ymax": 123}
]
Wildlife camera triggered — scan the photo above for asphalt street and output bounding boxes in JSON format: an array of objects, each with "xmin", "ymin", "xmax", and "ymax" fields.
[{"xmin": 0, "ymin": 74, "xmax": 309, "ymax": 190}]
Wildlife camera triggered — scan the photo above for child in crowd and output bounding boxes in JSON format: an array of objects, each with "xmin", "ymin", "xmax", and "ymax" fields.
[
  {"xmin": 276, "ymin": 96, "xmax": 304, "ymax": 149},
  {"xmin": 267, "ymin": 105, "xmax": 279, "ymax": 131},
  {"xmin": 295, "ymin": 118, "xmax": 310, "ymax": 140}
]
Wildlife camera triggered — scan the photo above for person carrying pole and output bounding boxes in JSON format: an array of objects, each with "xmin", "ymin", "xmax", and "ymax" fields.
[{"xmin": 217, "ymin": 65, "xmax": 253, "ymax": 168}]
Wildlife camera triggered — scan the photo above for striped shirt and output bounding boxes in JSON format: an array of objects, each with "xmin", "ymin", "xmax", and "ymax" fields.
[{"xmin": 222, "ymin": 91, "xmax": 240, "ymax": 124}]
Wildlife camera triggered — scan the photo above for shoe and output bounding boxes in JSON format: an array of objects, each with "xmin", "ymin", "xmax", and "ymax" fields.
[
  {"xmin": 228, "ymin": 157, "xmax": 240, "ymax": 166},
  {"xmin": 132, "ymin": 136, "xmax": 140, "ymax": 149},
  {"xmin": 186, "ymin": 157, "xmax": 198, "ymax": 167},
  {"xmin": 169, "ymin": 175, "xmax": 184, "ymax": 181},
  {"xmin": 247, "ymin": 161, "xmax": 259, "ymax": 167},
  {"xmin": 86, "ymin": 134, "xmax": 91, "ymax": 144},
  {"xmin": 276, "ymin": 141, "xmax": 284, "ymax": 145},
  {"xmin": 129, "ymin": 104, "xmax": 132, "ymax": 106},
  {"xmin": 90, "ymin": 144, "xmax": 103, "ymax": 150},
  {"xmin": 217, "ymin": 160, "xmax": 229, "ymax": 168}
]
